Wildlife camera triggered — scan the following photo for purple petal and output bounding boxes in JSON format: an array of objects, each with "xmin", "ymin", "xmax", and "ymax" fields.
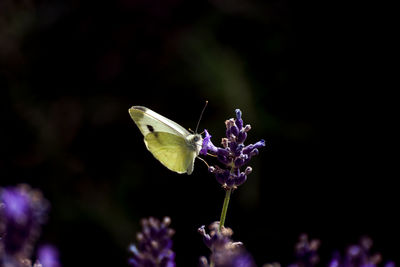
[
  {"xmin": 254, "ymin": 139, "xmax": 266, "ymax": 149},
  {"xmin": 37, "ymin": 245, "xmax": 61, "ymax": 267},
  {"xmin": 200, "ymin": 130, "xmax": 218, "ymax": 155},
  {"xmin": 1, "ymin": 188, "xmax": 30, "ymax": 222}
]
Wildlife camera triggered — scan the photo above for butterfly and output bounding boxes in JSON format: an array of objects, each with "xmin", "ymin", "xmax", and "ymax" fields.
[{"xmin": 129, "ymin": 106, "xmax": 203, "ymax": 175}]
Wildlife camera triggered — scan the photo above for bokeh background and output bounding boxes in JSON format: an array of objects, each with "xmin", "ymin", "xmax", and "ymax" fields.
[{"xmin": 1, "ymin": 0, "xmax": 397, "ymax": 266}]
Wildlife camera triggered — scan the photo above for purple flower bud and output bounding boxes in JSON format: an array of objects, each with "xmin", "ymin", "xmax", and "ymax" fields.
[
  {"xmin": 235, "ymin": 109, "xmax": 243, "ymax": 130},
  {"xmin": 242, "ymin": 144, "xmax": 254, "ymax": 155},
  {"xmin": 217, "ymin": 155, "xmax": 231, "ymax": 166},
  {"xmin": 243, "ymin": 140, "xmax": 264, "ymax": 155},
  {"xmin": 225, "ymin": 119, "xmax": 235, "ymax": 130},
  {"xmin": 221, "ymin": 138, "xmax": 229, "ymax": 148},
  {"xmin": 244, "ymin": 166, "xmax": 252, "ymax": 175},
  {"xmin": 243, "ymin": 124, "xmax": 251, "ymax": 132},
  {"xmin": 237, "ymin": 131, "xmax": 247, "ymax": 143},
  {"xmin": 216, "ymin": 171, "xmax": 229, "ymax": 185},
  {"xmin": 235, "ymin": 154, "xmax": 249, "ymax": 168},
  {"xmin": 37, "ymin": 245, "xmax": 61, "ymax": 267},
  {"xmin": 250, "ymin": 148, "xmax": 259, "ymax": 157},
  {"xmin": 198, "ymin": 226, "xmax": 212, "ymax": 248},
  {"xmin": 235, "ymin": 173, "xmax": 247, "ymax": 186},
  {"xmin": 217, "ymin": 148, "xmax": 230, "ymax": 157},
  {"xmin": 235, "ymin": 144, "xmax": 245, "ymax": 157},
  {"xmin": 226, "ymin": 177, "xmax": 236, "ymax": 188},
  {"xmin": 226, "ymin": 128, "xmax": 232, "ymax": 139},
  {"xmin": 230, "ymin": 125, "xmax": 239, "ymax": 137},
  {"xmin": 229, "ymin": 141, "xmax": 238, "ymax": 153},
  {"xmin": 234, "ymin": 157, "xmax": 245, "ymax": 168},
  {"xmin": 254, "ymin": 139, "xmax": 266, "ymax": 149},
  {"xmin": 235, "ymin": 109, "xmax": 242, "ymax": 120}
]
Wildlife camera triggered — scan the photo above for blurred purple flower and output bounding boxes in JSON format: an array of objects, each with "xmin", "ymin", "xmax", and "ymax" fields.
[
  {"xmin": 0, "ymin": 184, "xmax": 61, "ymax": 267},
  {"xmin": 0, "ymin": 185, "xmax": 49, "ymax": 259},
  {"xmin": 288, "ymin": 234, "xmax": 320, "ymax": 267},
  {"xmin": 129, "ymin": 217, "xmax": 175, "ymax": 267},
  {"xmin": 37, "ymin": 245, "xmax": 61, "ymax": 267},
  {"xmin": 1, "ymin": 189, "xmax": 30, "ymax": 223},
  {"xmin": 328, "ymin": 237, "xmax": 391, "ymax": 267},
  {"xmin": 198, "ymin": 222, "xmax": 256, "ymax": 267},
  {"xmin": 201, "ymin": 109, "xmax": 265, "ymax": 190}
]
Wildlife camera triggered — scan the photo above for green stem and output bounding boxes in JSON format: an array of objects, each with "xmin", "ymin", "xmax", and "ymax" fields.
[{"xmin": 219, "ymin": 188, "xmax": 232, "ymax": 231}]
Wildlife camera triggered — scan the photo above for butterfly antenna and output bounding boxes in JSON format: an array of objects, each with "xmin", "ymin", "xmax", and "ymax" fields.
[
  {"xmin": 197, "ymin": 156, "xmax": 210, "ymax": 169},
  {"xmin": 195, "ymin": 100, "xmax": 208, "ymax": 133}
]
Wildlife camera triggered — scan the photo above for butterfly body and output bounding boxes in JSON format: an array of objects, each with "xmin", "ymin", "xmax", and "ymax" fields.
[{"xmin": 129, "ymin": 106, "xmax": 203, "ymax": 175}]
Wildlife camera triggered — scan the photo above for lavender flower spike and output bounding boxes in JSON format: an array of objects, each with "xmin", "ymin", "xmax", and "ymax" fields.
[
  {"xmin": 0, "ymin": 184, "xmax": 49, "ymax": 266},
  {"xmin": 128, "ymin": 217, "xmax": 175, "ymax": 267},
  {"xmin": 198, "ymin": 222, "xmax": 256, "ymax": 267},
  {"xmin": 288, "ymin": 234, "xmax": 320, "ymax": 267},
  {"xmin": 201, "ymin": 109, "xmax": 265, "ymax": 190},
  {"xmin": 328, "ymin": 236, "xmax": 391, "ymax": 267}
]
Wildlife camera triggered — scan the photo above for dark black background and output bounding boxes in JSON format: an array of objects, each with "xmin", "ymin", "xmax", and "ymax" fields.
[{"xmin": 1, "ymin": 0, "xmax": 397, "ymax": 266}]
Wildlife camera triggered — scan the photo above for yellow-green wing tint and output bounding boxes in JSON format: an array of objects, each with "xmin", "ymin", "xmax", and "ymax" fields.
[{"xmin": 144, "ymin": 132, "xmax": 196, "ymax": 174}]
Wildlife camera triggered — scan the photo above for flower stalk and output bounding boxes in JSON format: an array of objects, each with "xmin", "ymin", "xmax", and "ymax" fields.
[{"xmin": 219, "ymin": 188, "xmax": 232, "ymax": 231}]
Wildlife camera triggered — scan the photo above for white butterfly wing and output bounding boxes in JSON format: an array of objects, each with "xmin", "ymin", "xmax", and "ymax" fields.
[
  {"xmin": 129, "ymin": 106, "xmax": 202, "ymax": 174},
  {"xmin": 129, "ymin": 106, "xmax": 190, "ymax": 138}
]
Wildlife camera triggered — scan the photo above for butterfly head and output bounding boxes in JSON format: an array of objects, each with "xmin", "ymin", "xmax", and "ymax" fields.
[{"xmin": 186, "ymin": 134, "xmax": 203, "ymax": 154}]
